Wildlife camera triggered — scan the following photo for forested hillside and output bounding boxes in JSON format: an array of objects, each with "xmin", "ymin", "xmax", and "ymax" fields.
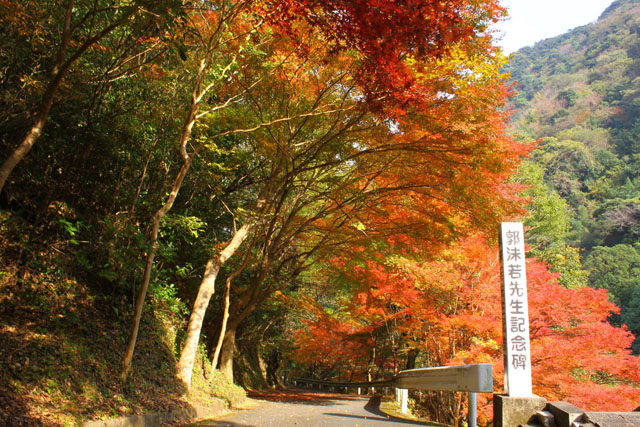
[{"xmin": 505, "ymin": 0, "xmax": 640, "ymax": 350}]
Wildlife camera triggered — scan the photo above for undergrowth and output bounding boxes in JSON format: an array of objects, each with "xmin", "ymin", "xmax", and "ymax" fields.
[{"xmin": 0, "ymin": 209, "xmax": 237, "ymax": 426}]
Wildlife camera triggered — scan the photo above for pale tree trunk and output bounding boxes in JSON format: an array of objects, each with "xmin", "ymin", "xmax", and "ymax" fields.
[
  {"xmin": 210, "ymin": 275, "xmax": 233, "ymax": 371},
  {"xmin": 367, "ymin": 345, "xmax": 376, "ymax": 382},
  {"xmin": 176, "ymin": 220, "xmax": 253, "ymax": 388},
  {"xmin": 210, "ymin": 252, "xmax": 250, "ymax": 371},
  {"xmin": 219, "ymin": 323, "xmax": 238, "ymax": 381},
  {"xmin": 121, "ymin": 58, "xmax": 209, "ymax": 380},
  {"xmin": 215, "ymin": 283, "xmax": 263, "ymax": 382},
  {"xmin": 120, "ymin": 157, "xmax": 192, "ymax": 379},
  {"xmin": 177, "ymin": 149, "xmax": 275, "ymax": 388}
]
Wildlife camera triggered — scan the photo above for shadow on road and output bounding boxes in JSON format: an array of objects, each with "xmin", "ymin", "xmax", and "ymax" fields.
[
  {"xmin": 247, "ymin": 388, "xmax": 366, "ymax": 407},
  {"xmin": 188, "ymin": 391, "xmax": 441, "ymax": 426},
  {"xmin": 323, "ymin": 395, "xmax": 439, "ymax": 426}
]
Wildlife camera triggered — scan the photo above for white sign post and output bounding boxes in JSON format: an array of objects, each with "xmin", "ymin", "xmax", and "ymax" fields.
[{"xmin": 500, "ymin": 222, "xmax": 533, "ymax": 397}]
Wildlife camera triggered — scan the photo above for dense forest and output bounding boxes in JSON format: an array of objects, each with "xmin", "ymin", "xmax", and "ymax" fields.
[
  {"xmin": 1, "ymin": 0, "xmax": 639, "ymax": 426},
  {"xmin": 506, "ymin": 0, "xmax": 640, "ymax": 351}
]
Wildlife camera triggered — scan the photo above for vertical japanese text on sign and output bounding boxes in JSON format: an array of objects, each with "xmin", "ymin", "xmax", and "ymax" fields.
[{"xmin": 500, "ymin": 222, "xmax": 533, "ymax": 397}]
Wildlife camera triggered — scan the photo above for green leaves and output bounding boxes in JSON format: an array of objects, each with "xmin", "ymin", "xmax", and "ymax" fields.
[
  {"xmin": 160, "ymin": 214, "xmax": 207, "ymax": 243},
  {"xmin": 506, "ymin": 0, "xmax": 640, "ymax": 316},
  {"xmin": 58, "ymin": 218, "xmax": 82, "ymax": 245}
]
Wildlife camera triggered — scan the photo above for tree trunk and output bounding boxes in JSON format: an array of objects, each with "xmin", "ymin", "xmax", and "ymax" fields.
[
  {"xmin": 121, "ymin": 57, "xmax": 210, "ymax": 380},
  {"xmin": 210, "ymin": 276, "xmax": 232, "ymax": 371},
  {"xmin": 0, "ymin": 84, "xmax": 56, "ymax": 193},
  {"xmin": 176, "ymin": 220, "xmax": 253, "ymax": 388},
  {"xmin": 0, "ymin": 0, "xmax": 132, "ymax": 194},
  {"xmin": 176, "ymin": 257, "xmax": 220, "ymax": 385},
  {"xmin": 210, "ymin": 264, "xmax": 273, "ymax": 382},
  {"xmin": 210, "ymin": 255, "xmax": 249, "ymax": 371},
  {"xmin": 219, "ymin": 323, "xmax": 237, "ymax": 381},
  {"xmin": 406, "ymin": 348, "xmax": 418, "ymax": 370},
  {"xmin": 121, "ymin": 157, "xmax": 192, "ymax": 380},
  {"xmin": 0, "ymin": 0, "xmax": 74, "ymax": 194}
]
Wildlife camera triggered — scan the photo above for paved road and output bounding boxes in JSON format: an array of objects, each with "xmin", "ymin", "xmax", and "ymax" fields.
[{"xmin": 189, "ymin": 390, "xmax": 436, "ymax": 427}]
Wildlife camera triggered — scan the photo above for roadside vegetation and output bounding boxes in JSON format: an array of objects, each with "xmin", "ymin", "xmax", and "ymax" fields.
[{"xmin": 2, "ymin": 0, "xmax": 640, "ymax": 426}]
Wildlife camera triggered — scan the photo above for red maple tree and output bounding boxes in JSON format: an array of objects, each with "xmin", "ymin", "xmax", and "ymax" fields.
[{"xmin": 291, "ymin": 234, "xmax": 640, "ymax": 423}]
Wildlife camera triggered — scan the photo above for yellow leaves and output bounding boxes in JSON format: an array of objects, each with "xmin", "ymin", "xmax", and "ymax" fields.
[
  {"xmin": 19, "ymin": 73, "xmax": 43, "ymax": 91},
  {"xmin": 405, "ymin": 43, "xmax": 509, "ymax": 96},
  {"xmin": 351, "ymin": 220, "xmax": 366, "ymax": 232},
  {"xmin": 472, "ymin": 336, "xmax": 501, "ymax": 351}
]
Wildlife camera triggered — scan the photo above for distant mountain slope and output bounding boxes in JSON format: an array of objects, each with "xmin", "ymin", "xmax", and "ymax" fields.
[
  {"xmin": 506, "ymin": 0, "xmax": 640, "ymax": 351},
  {"xmin": 508, "ymin": 0, "xmax": 640, "ymax": 147}
]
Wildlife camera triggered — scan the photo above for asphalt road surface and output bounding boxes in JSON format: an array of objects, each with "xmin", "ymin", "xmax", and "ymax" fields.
[{"xmin": 189, "ymin": 389, "xmax": 437, "ymax": 427}]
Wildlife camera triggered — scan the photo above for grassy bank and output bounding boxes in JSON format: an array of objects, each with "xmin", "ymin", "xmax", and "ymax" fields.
[{"xmin": 0, "ymin": 209, "xmax": 243, "ymax": 426}]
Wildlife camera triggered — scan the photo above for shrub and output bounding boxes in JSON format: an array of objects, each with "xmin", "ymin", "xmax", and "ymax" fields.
[{"xmin": 209, "ymin": 370, "xmax": 247, "ymax": 408}]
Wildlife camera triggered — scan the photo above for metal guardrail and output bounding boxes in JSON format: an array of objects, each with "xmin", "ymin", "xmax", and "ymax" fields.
[
  {"xmin": 292, "ymin": 363, "xmax": 492, "ymax": 393},
  {"xmin": 291, "ymin": 377, "xmax": 392, "ymax": 388},
  {"xmin": 291, "ymin": 364, "xmax": 492, "ymax": 427},
  {"xmin": 394, "ymin": 364, "xmax": 493, "ymax": 393}
]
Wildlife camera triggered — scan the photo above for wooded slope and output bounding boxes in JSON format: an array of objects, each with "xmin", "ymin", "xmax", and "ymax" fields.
[{"xmin": 506, "ymin": 0, "xmax": 640, "ymax": 350}]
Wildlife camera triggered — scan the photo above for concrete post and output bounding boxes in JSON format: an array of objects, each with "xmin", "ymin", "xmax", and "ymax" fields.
[{"xmin": 493, "ymin": 394, "xmax": 546, "ymax": 427}]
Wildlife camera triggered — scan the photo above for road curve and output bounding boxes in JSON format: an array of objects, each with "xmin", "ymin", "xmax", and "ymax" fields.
[{"xmin": 188, "ymin": 389, "xmax": 437, "ymax": 427}]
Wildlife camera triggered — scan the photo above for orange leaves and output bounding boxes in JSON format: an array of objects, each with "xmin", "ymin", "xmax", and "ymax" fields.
[
  {"xmin": 527, "ymin": 280, "xmax": 640, "ymax": 407},
  {"xmin": 254, "ymin": 0, "xmax": 635, "ymax": 412},
  {"xmin": 260, "ymin": 0, "xmax": 507, "ymax": 115},
  {"xmin": 0, "ymin": 0, "xmax": 46, "ymax": 38},
  {"xmin": 292, "ymin": 233, "xmax": 640, "ymax": 413},
  {"xmin": 431, "ymin": 238, "xmax": 640, "ymax": 410}
]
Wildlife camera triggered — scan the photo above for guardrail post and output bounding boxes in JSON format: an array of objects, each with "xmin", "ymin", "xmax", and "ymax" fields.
[
  {"xmin": 358, "ymin": 387, "xmax": 361, "ymax": 395},
  {"xmin": 400, "ymin": 388, "xmax": 408, "ymax": 414},
  {"xmin": 468, "ymin": 392, "xmax": 477, "ymax": 427}
]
